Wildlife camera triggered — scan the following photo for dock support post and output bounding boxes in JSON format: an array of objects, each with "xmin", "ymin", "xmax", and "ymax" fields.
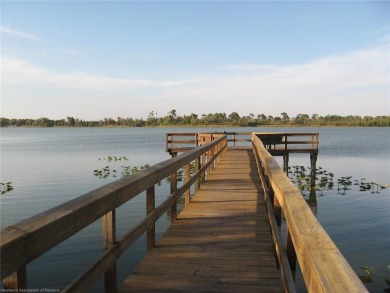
[
  {"xmin": 103, "ymin": 210, "xmax": 117, "ymax": 293},
  {"xmin": 310, "ymin": 153, "xmax": 318, "ymax": 177},
  {"xmin": 146, "ymin": 186, "xmax": 155, "ymax": 250}
]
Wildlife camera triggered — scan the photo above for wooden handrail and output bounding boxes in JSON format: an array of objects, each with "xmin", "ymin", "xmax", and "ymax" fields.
[
  {"xmin": 252, "ymin": 134, "xmax": 367, "ymax": 293},
  {"xmin": 1, "ymin": 135, "xmax": 228, "ymax": 291}
]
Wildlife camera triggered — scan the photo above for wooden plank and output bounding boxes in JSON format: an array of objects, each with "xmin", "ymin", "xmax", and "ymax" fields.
[{"xmin": 119, "ymin": 149, "xmax": 280, "ymax": 293}]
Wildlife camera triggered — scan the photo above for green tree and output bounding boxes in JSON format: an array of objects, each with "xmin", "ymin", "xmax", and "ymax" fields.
[
  {"xmin": 228, "ymin": 112, "xmax": 240, "ymax": 124},
  {"xmin": 0, "ymin": 118, "xmax": 10, "ymax": 127},
  {"xmin": 66, "ymin": 117, "xmax": 75, "ymax": 126},
  {"xmin": 281, "ymin": 112, "xmax": 290, "ymax": 123},
  {"xmin": 295, "ymin": 114, "xmax": 310, "ymax": 125}
]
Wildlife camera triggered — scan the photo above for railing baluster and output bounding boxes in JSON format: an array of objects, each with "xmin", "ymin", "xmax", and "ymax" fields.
[
  {"xmin": 207, "ymin": 150, "xmax": 212, "ymax": 175},
  {"xmin": 286, "ymin": 227, "xmax": 297, "ymax": 280},
  {"xmin": 273, "ymin": 193, "xmax": 282, "ymax": 229},
  {"xmin": 185, "ymin": 163, "xmax": 190, "ymax": 205},
  {"xmin": 202, "ymin": 153, "xmax": 206, "ymax": 181},
  {"xmin": 102, "ymin": 210, "xmax": 117, "ymax": 293},
  {"xmin": 195, "ymin": 157, "xmax": 200, "ymax": 192},
  {"xmin": 146, "ymin": 186, "xmax": 155, "ymax": 250},
  {"xmin": 170, "ymin": 171, "xmax": 177, "ymax": 222}
]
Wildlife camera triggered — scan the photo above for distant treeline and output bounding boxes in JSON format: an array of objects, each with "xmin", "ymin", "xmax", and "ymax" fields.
[{"xmin": 1, "ymin": 111, "xmax": 390, "ymax": 127}]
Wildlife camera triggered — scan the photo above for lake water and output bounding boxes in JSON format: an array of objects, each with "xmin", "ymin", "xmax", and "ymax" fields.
[{"xmin": 1, "ymin": 127, "xmax": 389, "ymax": 292}]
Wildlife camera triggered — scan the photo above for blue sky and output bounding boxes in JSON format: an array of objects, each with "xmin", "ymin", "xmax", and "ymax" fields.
[{"xmin": 1, "ymin": 1, "xmax": 389, "ymax": 120}]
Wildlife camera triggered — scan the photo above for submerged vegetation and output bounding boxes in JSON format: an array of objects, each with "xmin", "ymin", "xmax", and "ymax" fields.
[{"xmin": 1, "ymin": 111, "xmax": 390, "ymax": 127}]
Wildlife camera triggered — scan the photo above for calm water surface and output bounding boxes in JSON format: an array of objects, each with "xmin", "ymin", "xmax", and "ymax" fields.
[{"xmin": 1, "ymin": 127, "xmax": 389, "ymax": 292}]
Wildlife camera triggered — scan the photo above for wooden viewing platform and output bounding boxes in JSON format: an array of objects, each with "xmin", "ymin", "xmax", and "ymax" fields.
[
  {"xmin": 120, "ymin": 148, "xmax": 280, "ymax": 292},
  {"xmin": 1, "ymin": 133, "xmax": 367, "ymax": 293}
]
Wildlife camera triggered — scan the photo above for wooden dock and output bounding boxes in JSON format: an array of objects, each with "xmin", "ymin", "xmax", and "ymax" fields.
[
  {"xmin": 1, "ymin": 132, "xmax": 368, "ymax": 293},
  {"xmin": 119, "ymin": 148, "xmax": 280, "ymax": 293}
]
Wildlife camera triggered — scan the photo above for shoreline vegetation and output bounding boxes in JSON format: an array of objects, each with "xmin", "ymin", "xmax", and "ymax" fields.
[{"xmin": 1, "ymin": 110, "xmax": 390, "ymax": 127}]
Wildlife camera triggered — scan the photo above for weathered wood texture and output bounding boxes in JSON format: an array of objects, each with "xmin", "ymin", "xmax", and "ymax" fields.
[{"xmin": 119, "ymin": 148, "xmax": 280, "ymax": 293}]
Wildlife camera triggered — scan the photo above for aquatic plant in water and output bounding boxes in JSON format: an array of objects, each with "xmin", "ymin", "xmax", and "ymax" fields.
[
  {"xmin": 357, "ymin": 265, "xmax": 390, "ymax": 292},
  {"xmin": 93, "ymin": 156, "xmax": 160, "ymax": 184},
  {"xmin": 287, "ymin": 166, "xmax": 387, "ymax": 196},
  {"xmin": 99, "ymin": 156, "xmax": 129, "ymax": 162},
  {"xmin": 0, "ymin": 182, "xmax": 13, "ymax": 195},
  {"xmin": 93, "ymin": 164, "xmax": 151, "ymax": 179},
  {"xmin": 358, "ymin": 266, "xmax": 374, "ymax": 284}
]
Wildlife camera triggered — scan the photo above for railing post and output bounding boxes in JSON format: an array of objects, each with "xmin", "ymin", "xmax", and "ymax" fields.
[
  {"xmin": 195, "ymin": 156, "xmax": 200, "ymax": 192},
  {"xmin": 212, "ymin": 146, "xmax": 216, "ymax": 169},
  {"xmin": 286, "ymin": 227, "xmax": 297, "ymax": 280},
  {"xmin": 202, "ymin": 153, "xmax": 207, "ymax": 181},
  {"xmin": 146, "ymin": 186, "xmax": 155, "ymax": 250},
  {"xmin": 102, "ymin": 210, "xmax": 117, "ymax": 293},
  {"xmin": 165, "ymin": 133, "xmax": 169, "ymax": 153},
  {"xmin": 185, "ymin": 163, "xmax": 190, "ymax": 205},
  {"xmin": 3, "ymin": 267, "xmax": 27, "ymax": 290},
  {"xmin": 170, "ymin": 171, "xmax": 177, "ymax": 222},
  {"xmin": 284, "ymin": 134, "xmax": 288, "ymax": 151},
  {"xmin": 312, "ymin": 134, "xmax": 316, "ymax": 150},
  {"xmin": 274, "ymin": 195, "xmax": 282, "ymax": 229},
  {"xmin": 207, "ymin": 150, "xmax": 212, "ymax": 175}
]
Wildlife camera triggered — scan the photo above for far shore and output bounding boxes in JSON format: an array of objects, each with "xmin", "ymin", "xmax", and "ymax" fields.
[{"xmin": 2, "ymin": 124, "xmax": 389, "ymax": 129}]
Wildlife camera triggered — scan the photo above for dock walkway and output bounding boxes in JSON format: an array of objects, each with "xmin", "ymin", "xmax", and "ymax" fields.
[{"xmin": 119, "ymin": 148, "xmax": 280, "ymax": 293}]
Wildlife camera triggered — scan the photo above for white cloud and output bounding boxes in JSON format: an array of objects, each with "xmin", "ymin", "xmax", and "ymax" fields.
[
  {"xmin": 163, "ymin": 44, "xmax": 389, "ymax": 116},
  {"xmin": 0, "ymin": 26, "xmax": 41, "ymax": 41},
  {"xmin": 1, "ymin": 56, "xmax": 192, "ymax": 89},
  {"xmin": 1, "ymin": 43, "xmax": 389, "ymax": 119}
]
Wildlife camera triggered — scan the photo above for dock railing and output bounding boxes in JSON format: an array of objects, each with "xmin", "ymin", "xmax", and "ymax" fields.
[
  {"xmin": 166, "ymin": 132, "xmax": 251, "ymax": 155},
  {"xmin": 1, "ymin": 135, "xmax": 227, "ymax": 292},
  {"xmin": 252, "ymin": 133, "xmax": 367, "ymax": 293},
  {"xmin": 166, "ymin": 132, "xmax": 318, "ymax": 155},
  {"xmin": 254, "ymin": 132, "xmax": 319, "ymax": 154}
]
